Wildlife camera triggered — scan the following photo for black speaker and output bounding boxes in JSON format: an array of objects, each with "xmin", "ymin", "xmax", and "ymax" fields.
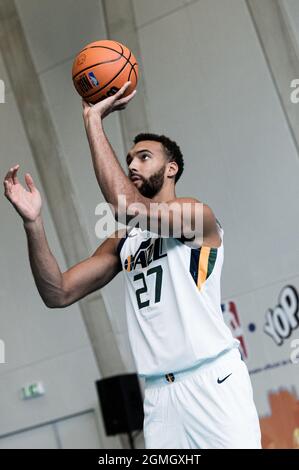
[{"xmin": 95, "ymin": 373, "xmax": 144, "ymax": 436}]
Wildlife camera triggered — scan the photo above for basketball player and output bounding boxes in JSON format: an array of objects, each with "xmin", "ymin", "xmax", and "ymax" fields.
[{"xmin": 3, "ymin": 82, "xmax": 261, "ymax": 449}]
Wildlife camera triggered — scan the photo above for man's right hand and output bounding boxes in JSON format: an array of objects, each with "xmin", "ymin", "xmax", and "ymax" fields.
[{"xmin": 3, "ymin": 165, "xmax": 42, "ymax": 224}]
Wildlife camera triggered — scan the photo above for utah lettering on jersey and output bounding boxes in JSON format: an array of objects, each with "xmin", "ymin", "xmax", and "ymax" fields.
[{"xmin": 124, "ymin": 237, "xmax": 167, "ymax": 272}]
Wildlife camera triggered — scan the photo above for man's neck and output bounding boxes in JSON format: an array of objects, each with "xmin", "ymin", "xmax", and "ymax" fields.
[{"xmin": 150, "ymin": 186, "xmax": 176, "ymax": 203}]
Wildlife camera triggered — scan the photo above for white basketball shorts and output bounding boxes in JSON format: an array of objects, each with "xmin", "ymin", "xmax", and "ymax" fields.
[{"xmin": 143, "ymin": 348, "xmax": 261, "ymax": 449}]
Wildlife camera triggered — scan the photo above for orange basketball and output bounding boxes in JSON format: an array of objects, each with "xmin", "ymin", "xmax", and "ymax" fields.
[{"xmin": 72, "ymin": 40, "xmax": 139, "ymax": 104}]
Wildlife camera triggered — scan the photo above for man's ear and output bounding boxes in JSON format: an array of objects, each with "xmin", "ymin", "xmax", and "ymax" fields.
[{"xmin": 167, "ymin": 161, "xmax": 178, "ymax": 179}]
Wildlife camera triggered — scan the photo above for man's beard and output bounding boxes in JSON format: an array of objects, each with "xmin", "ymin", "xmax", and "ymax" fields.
[{"xmin": 134, "ymin": 165, "xmax": 166, "ymax": 198}]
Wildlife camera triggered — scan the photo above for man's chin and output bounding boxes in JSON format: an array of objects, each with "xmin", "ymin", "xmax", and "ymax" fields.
[{"xmin": 131, "ymin": 180, "xmax": 158, "ymax": 198}]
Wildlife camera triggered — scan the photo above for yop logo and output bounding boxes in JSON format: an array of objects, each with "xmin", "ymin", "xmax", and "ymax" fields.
[
  {"xmin": 221, "ymin": 301, "xmax": 248, "ymax": 359},
  {"xmin": 264, "ymin": 285, "xmax": 299, "ymax": 346}
]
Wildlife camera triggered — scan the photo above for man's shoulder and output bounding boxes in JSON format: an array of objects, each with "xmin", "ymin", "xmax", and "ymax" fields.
[{"xmin": 111, "ymin": 228, "xmax": 129, "ymax": 255}]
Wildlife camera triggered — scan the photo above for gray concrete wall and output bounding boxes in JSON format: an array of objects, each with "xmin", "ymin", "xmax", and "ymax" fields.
[{"xmin": 2, "ymin": 0, "xmax": 299, "ymax": 448}]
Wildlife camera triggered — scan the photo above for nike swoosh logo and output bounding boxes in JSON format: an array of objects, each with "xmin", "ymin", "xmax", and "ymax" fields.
[
  {"xmin": 217, "ymin": 373, "xmax": 232, "ymax": 384},
  {"xmin": 128, "ymin": 229, "xmax": 138, "ymax": 237}
]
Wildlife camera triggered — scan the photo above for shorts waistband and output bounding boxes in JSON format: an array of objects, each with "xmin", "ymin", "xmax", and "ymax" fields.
[{"xmin": 144, "ymin": 347, "xmax": 241, "ymax": 389}]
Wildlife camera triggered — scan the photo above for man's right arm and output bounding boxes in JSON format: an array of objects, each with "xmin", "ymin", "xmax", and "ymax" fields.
[
  {"xmin": 24, "ymin": 217, "xmax": 124, "ymax": 308},
  {"xmin": 4, "ymin": 164, "xmax": 124, "ymax": 309}
]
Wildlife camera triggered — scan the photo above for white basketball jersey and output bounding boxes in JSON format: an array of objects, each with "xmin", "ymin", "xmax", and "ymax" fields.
[{"xmin": 117, "ymin": 222, "xmax": 239, "ymax": 377}]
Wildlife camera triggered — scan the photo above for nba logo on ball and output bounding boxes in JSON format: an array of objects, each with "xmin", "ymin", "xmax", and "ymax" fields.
[{"xmin": 88, "ymin": 71, "xmax": 99, "ymax": 88}]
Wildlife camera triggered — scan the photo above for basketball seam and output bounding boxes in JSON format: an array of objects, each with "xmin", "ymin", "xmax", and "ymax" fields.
[
  {"xmin": 73, "ymin": 56, "xmax": 126, "ymax": 80},
  {"xmin": 128, "ymin": 63, "xmax": 138, "ymax": 82},
  {"xmin": 80, "ymin": 43, "xmax": 124, "ymax": 55}
]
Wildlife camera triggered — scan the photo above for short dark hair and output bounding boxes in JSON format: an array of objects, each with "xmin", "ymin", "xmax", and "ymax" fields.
[{"xmin": 133, "ymin": 133, "xmax": 184, "ymax": 183}]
